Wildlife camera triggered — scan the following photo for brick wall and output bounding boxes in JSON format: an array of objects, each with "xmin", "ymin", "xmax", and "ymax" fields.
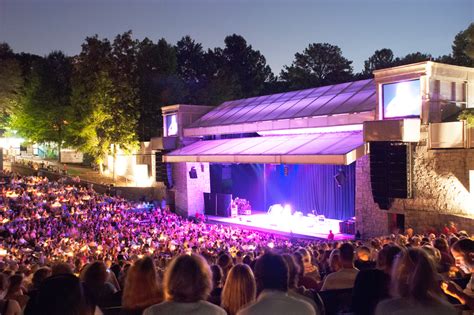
[
  {"xmin": 356, "ymin": 130, "xmax": 474, "ymax": 238},
  {"xmin": 172, "ymin": 162, "xmax": 210, "ymax": 217}
]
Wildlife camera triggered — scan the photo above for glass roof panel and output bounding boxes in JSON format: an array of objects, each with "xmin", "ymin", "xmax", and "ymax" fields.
[{"xmin": 328, "ymin": 90, "xmax": 375, "ymax": 115}]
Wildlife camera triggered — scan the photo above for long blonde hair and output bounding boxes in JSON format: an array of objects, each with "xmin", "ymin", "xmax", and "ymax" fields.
[
  {"xmin": 122, "ymin": 257, "xmax": 163, "ymax": 310},
  {"xmin": 221, "ymin": 264, "xmax": 256, "ymax": 315}
]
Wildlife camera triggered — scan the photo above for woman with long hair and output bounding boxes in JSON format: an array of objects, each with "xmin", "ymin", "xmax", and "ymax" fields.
[
  {"xmin": 122, "ymin": 257, "xmax": 162, "ymax": 314},
  {"xmin": 375, "ymin": 248, "xmax": 457, "ymax": 315},
  {"xmin": 221, "ymin": 264, "xmax": 256, "ymax": 315},
  {"xmin": 143, "ymin": 254, "xmax": 226, "ymax": 315}
]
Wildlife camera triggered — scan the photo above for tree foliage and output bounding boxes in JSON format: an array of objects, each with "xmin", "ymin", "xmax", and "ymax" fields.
[{"xmin": 281, "ymin": 43, "xmax": 353, "ymax": 90}]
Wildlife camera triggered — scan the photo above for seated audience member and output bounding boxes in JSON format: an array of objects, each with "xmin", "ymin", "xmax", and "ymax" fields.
[
  {"xmin": 376, "ymin": 244, "xmax": 402, "ymax": 277},
  {"xmin": 321, "ymin": 243, "xmax": 359, "ymax": 291},
  {"xmin": 442, "ymin": 238, "xmax": 474, "ymax": 310},
  {"xmin": 282, "ymin": 254, "xmax": 323, "ymax": 315},
  {"xmin": 208, "ymin": 265, "xmax": 224, "ymax": 306},
  {"xmin": 221, "ymin": 264, "xmax": 256, "ymax": 315},
  {"xmin": 26, "ymin": 274, "xmax": 96, "ymax": 315},
  {"xmin": 354, "ymin": 246, "xmax": 376, "ymax": 271},
  {"xmin": 293, "ymin": 252, "xmax": 319, "ymax": 290},
  {"xmin": 51, "ymin": 262, "xmax": 74, "ymax": 276},
  {"xmin": 296, "ymin": 248, "xmax": 321, "ymax": 283},
  {"xmin": 217, "ymin": 253, "xmax": 234, "ymax": 284},
  {"xmin": 237, "ymin": 253, "xmax": 315, "ymax": 315},
  {"xmin": 143, "ymin": 254, "xmax": 226, "ymax": 315},
  {"xmin": 0, "ymin": 274, "xmax": 21, "ymax": 315},
  {"xmin": 23, "ymin": 267, "xmax": 51, "ymax": 314},
  {"xmin": 5, "ymin": 274, "xmax": 29, "ymax": 309},
  {"xmin": 122, "ymin": 257, "xmax": 163, "ymax": 314},
  {"xmin": 82, "ymin": 261, "xmax": 117, "ymax": 307},
  {"xmin": 433, "ymin": 237, "xmax": 455, "ymax": 274},
  {"xmin": 375, "ymin": 248, "xmax": 457, "ymax": 315},
  {"xmin": 352, "ymin": 269, "xmax": 390, "ymax": 315}
]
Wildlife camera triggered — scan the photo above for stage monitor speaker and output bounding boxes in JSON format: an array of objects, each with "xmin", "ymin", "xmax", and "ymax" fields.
[
  {"xmin": 216, "ymin": 193, "xmax": 232, "ymax": 217},
  {"xmin": 370, "ymin": 142, "xmax": 412, "ymax": 210},
  {"xmin": 203, "ymin": 192, "xmax": 217, "ymax": 216}
]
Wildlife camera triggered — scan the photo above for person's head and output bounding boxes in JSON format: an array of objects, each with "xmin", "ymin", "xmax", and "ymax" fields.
[
  {"xmin": 356, "ymin": 246, "xmax": 371, "ymax": 262},
  {"xmin": 163, "ymin": 254, "xmax": 212, "ymax": 303},
  {"xmin": 123, "ymin": 257, "xmax": 162, "ymax": 310},
  {"xmin": 221, "ymin": 264, "xmax": 256, "ymax": 315},
  {"xmin": 51, "ymin": 262, "xmax": 74, "ymax": 276},
  {"xmin": 83, "ymin": 261, "xmax": 108, "ymax": 288},
  {"xmin": 433, "ymin": 237, "xmax": 449, "ymax": 253},
  {"xmin": 339, "ymin": 243, "xmax": 355, "ymax": 266},
  {"xmin": 296, "ymin": 248, "xmax": 312, "ymax": 267},
  {"xmin": 421, "ymin": 245, "xmax": 441, "ymax": 264},
  {"xmin": 451, "ymin": 238, "xmax": 474, "ymax": 273},
  {"xmin": 7, "ymin": 274, "xmax": 23, "ymax": 294},
  {"xmin": 254, "ymin": 253, "xmax": 288, "ymax": 294},
  {"xmin": 210, "ymin": 264, "xmax": 223, "ymax": 289},
  {"xmin": 217, "ymin": 253, "xmax": 233, "ymax": 282},
  {"xmin": 352, "ymin": 269, "xmax": 390, "ymax": 315},
  {"xmin": 32, "ymin": 267, "xmax": 52, "ymax": 289},
  {"xmin": 328, "ymin": 249, "xmax": 341, "ymax": 272},
  {"xmin": 391, "ymin": 248, "xmax": 439, "ymax": 301},
  {"xmin": 377, "ymin": 244, "xmax": 402, "ymax": 275},
  {"xmin": 282, "ymin": 254, "xmax": 300, "ymax": 289},
  {"xmin": 34, "ymin": 274, "xmax": 93, "ymax": 315}
]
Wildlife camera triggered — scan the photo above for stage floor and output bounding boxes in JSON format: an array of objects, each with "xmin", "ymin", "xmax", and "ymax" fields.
[{"xmin": 208, "ymin": 212, "xmax": 354, "ymax": 240}]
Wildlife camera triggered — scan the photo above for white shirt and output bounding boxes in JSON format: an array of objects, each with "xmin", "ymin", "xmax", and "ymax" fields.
[
  {"xmin": 143, "ymin": 300, "xmax": 227, "ymax": 315},
  {"xmin": 375, "ymin": 297, "xmax": 459, "ymax": 315},
  {"xmin": 237, "ymin": 290, "xmax": 315, "ymax": 315},
  {"xmin": 321, "ymin": 267, "xmax": 359, "ymax": 291}
]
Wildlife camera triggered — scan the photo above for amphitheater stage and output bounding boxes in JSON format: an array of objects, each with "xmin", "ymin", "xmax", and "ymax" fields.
[{"xmin": 207, "ymin": 211, "xmax": 354, "ymax": 240}]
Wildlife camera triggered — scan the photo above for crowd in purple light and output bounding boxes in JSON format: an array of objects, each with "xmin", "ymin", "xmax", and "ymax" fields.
[{"xmin": 0, "ymin": 172, "xmax": 473, "ymax": 315}]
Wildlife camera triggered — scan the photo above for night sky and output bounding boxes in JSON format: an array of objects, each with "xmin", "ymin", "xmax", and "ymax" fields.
[{"xmin": 0, "ymin": 0, "xmax": 472, "ymax": 73}]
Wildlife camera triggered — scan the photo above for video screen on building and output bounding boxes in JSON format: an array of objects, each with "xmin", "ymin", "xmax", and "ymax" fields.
[
  {"xmin": 383, "ymin": 79, "xmax": 421, "ymax": 119},
  {"xmin": 165, "ymin": 114, "xmax": 178, "ymax": 136}
]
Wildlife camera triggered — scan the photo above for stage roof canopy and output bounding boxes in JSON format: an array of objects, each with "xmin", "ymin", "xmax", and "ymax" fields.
[
  {"xmin": 164, "ymin": 131, "xmax": 366, "ymax": 165},
  {"xmin": 184, "ymin": 79, "xmax": 375, "ymax": 137}
]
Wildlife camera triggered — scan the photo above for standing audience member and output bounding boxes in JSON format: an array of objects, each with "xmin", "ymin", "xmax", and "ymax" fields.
[
  {"xmin": 221, "ymin": 264, "xmax": 256, "ymax": 315},
  {"xmin": 122, "ymin": 257, "xmax": 163, "ymax": 315},
  {"xmin": 375, "ymin": 248, "xmax": 457, "ymax": 315},
  {"xmin": 237, "ymin": 252, "xmax": 315, "ymax": 315},
  {"xmin": 144, "ymin": 254, "xmax": 226, "ymax": 315},
  {"xmin": 0, "ymin": 274, "xmax": 21, "ymax": 315},
  {"xmin": 321, "ymin": 243, "xmax": 359, "ymax": 291}
]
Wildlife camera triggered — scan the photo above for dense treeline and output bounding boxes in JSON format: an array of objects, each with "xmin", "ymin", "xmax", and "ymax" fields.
[{"xmin": 0, "ymin": 24, "xmax": 472, "ymax": 169}]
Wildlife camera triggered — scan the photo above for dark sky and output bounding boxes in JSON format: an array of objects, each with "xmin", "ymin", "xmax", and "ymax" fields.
[{"xmin": 0, "ymin": 0, "xmax": 472, "ymax": 73}]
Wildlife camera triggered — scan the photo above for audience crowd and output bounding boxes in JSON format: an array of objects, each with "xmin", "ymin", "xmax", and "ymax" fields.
[{"xmin": 0, "ymin": 172, "xmax": 473, "ymax": 315}]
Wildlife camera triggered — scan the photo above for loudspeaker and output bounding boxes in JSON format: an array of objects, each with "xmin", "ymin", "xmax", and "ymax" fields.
[
  {"xmin": 334, "ymin": 169, "xmax": 346, "ymax": 187},
  {"xmin": 155, "ymin": 152, "xmax": 173, "ymax": 188},
  {"xmin": 370, "ymin": 142, "xmax": 412, "ymax": 210},
  {"xmin": 189, "ymin": 166, "xmax": 198, "ymax": 179},
  {"xmin": 203, "ymin": 192, "xmax": 217, "ymax": 216},
  {"xmin": 216, "ymin": 193, "xmax": 232, "ymax": 217}
]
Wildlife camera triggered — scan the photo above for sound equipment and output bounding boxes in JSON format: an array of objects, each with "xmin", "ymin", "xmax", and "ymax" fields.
[
  {"xmin": 155, "ymin": 152, "xmax": 173, "ymax": 188},
  {"xmin": 203, "ymin": 192, "xmax": 217, "ymax": 216},
  {"xmin": 216, "ymin": 193, "xmax": 232, "ymax": 217},
  {"xmin": 189, "ymin": 166, "xmax": 198, "ymax": 179},
  {"xmin": 370, "ymin": 142, "xmax": 412, "ymax": 210}
]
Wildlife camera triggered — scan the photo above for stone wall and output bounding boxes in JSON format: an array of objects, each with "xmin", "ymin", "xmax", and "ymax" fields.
[
  {"xmin": 356, "ymin": 131, "xmax": 474, "ymax": 238},
  {"xmin": 171, "ymin": 162, "xmax": 210, "ymax": 217}
]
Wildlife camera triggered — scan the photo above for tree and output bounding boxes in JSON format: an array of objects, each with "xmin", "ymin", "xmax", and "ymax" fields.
[
  {"xmin": 71, "ymin": 33, "xmax": 139, "ymax": 180},
  {"xmin": 12, "ymin": 51, "xmax": 73, "ymax": 160},
  {"xmin": 397, "ymin": 52, "xmax": 432, "ymax": 65},
  {"xmin": 451, "ymin": 23, "xmax": 474, "ymax": 67},
  {"xmin": 361, "ymin": 48, "xmax": 397, "ymax": 78},
  {"xmin": 220, "ymin": 34, "xmax": 274, "ymax": 98},
  {"xmin": 0, "ymin": 44, "xmax": 23, "ymax": 129},
  {"xmin": 137, "ymin": 37, "xmax": 186, "ymax": 141},
  {"xmin": 281, "ymin": 43, "xmax": 353, "ymax": 90}
]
